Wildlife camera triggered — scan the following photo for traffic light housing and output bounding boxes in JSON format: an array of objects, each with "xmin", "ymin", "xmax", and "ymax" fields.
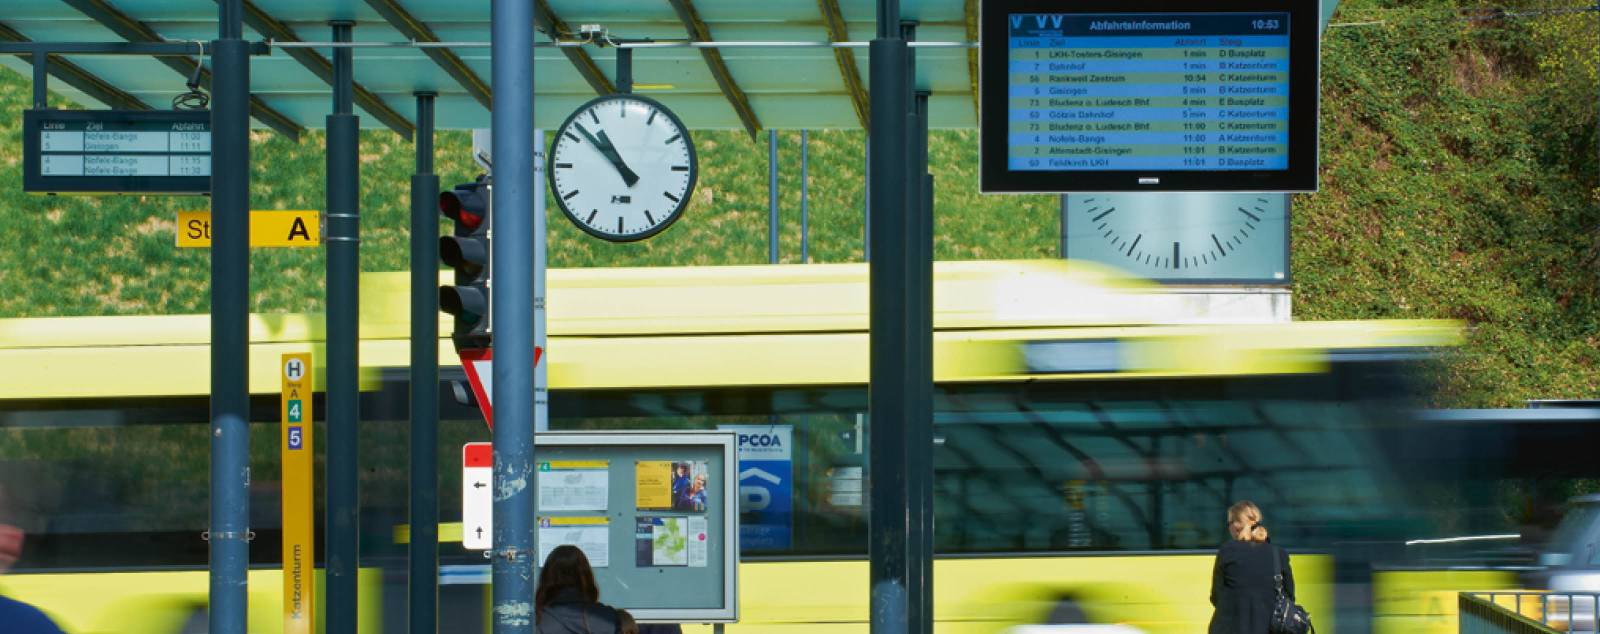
[{"xmin": 439, "ymin": 177, "xmax": 491, "ymax": 349}]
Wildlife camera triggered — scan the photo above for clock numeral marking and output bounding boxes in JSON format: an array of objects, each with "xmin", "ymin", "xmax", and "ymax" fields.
[
  {"xmin": 644, "ymin": 210, "xmax": 656, "ymax": 225},
  {"xmin": 589, "ymin": 110, "xmax": 600, "ymax": 125},
  {"xmin": 619, "ymin": 102, "xmax": 626, "ymax": 119},
  {"xmin": 664, "ymin": 133, "xmax": 681, "ymax": 145},
  {"xmin": 1172, "ymin": 242, "xmax": 1181, "ymax": 270},
  {"xmin": 586, "ymin": 210, "xmax": 599, "ymax": 224},
  {"xmin": 663, "ymin": 191, "xmax": 680, "ymax": 203},
  {"xmin": 618, "ymin": 217, "xmax": 625, "ymax": 234},
  {"xmin": 671, "ymin": 165, "xmax": 690, "ymax": 172},
  {"xmin": 1237, "ymin": 206, "xmax": 1261, "ymax": 223},
  {"xmin": 565, "ymin": 131, "xmax": 581, "ymax": 143},
  {"xmin": 556, "ymin": 162, "xmax": 573, "ymax": 169},
  {"xmin": 1126, "ymin": 234, "xmax": 1142, "ymax": 257},
  {"xmin": 647, "ymin": 110, "xmax": 658, "ymax": 125},
  {"xmin": 1092, "ymin": 207, "xmax": 1116, "ymax": 222},
  {"xmin": 1212, "ymin": 234, "xmax": 1227, "ymax": 255},
  {"xmin": 563, "ymin": 189, "xmax": 581, "ymax": 200}
]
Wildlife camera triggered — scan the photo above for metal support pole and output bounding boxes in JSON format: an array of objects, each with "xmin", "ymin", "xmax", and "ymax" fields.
[
  {"xmin": 863, "ymin": 139, "xmax": 870, "ymax": 262},
  {"xmin": 900, "ymin": 22, "xmax": 924, "ymax": 633},
  {"xmin": 408, "ymin": 92, "xmax": 441, "ymax": 634},
  {"xmin": 909, "ymin": 87, "xmax": 934, "ymax": 634},
  {"xmin": 209, "ymin": 1, "xmax": 251, "ymax": 629},
  {"xmin": 1058, "ymin": 195, "xmax": 1069, "ymax": 258},
  {"xmin": 769, "ymin": 128, "xmax": 780, "ymax": 264},
  {"xmin": 616, "ymin": 48, "xmax": 633, "ymax": 94},
  {"xmin": 325, "ymin": 19, "xmax": 362, "ymax": 634},
  {"xmin": 868, "ymin": 0, "xmax": 910, "ymax": 629},
  {"xmin": 534, "ymin": 129, "xmax": 549, "ymax": 434},
  {"xmin": 800, "ymin": 130, "xmax": 810, "ymax": 263},
  {"xmin": 490, "ymin": 0, "xmax": 537, "ymax": 628},
  {"xmin": 31, "ymin": 52, "xmax": 47, "ymax": 109}
]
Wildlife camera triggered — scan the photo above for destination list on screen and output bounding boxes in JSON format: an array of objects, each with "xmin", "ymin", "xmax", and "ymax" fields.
[
  {"xmin": 1007, "ymin": 12, "xmax": 1290, "ymax": 172},
  {"xmin": 36, "ymin": 118, "xmax": 211, "ymax": 178}
]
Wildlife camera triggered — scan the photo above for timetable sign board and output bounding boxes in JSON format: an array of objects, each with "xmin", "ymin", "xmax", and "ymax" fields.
[
  {"xmin": 980, "ymin": 0, "xmax": 1321, "ymax": 193},
  {"xmin": 23, "ymin": 109, "xmax": 211, "ymax": 195}
]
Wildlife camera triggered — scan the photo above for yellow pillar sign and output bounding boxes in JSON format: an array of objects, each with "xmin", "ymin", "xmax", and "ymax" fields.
[
  {"xmin": 176, "ymin": 210, "xmax": 321, "ymax": 248},
  {"xmin": 281, "ymin": 353, "xmax": 314, "ymax": 634}
]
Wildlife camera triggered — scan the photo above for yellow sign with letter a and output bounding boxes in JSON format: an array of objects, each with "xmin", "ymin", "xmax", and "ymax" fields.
[
  {"xmin": 176, "ymin": 210, "xmax": 320, "ymax": 248},
  {"xmin": 280, "ymin": 353, "xmax": 314, "ymax": 634}
]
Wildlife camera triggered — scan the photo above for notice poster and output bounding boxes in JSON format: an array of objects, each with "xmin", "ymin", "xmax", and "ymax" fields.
[
  {"xmin": 538, "ymin": 516, "xmax": 610, "ymax": 568},
  {"xmin": 687, "ymin": 516, "xmax": 709, "ymax": 568},
  {"xmin": 635, "ymin": 461, "xmax": 673, "ymax": 510},
  {"xmin": 538, "ymin": 460, "xmax": 609, "ymax": 511},
  {"xmin": 635, "ymin": 516, "xmax": 711, "ymax": 568},
  {"xmin": 637, "ymin": 459, "xmax": 711, "ymax": 512}
]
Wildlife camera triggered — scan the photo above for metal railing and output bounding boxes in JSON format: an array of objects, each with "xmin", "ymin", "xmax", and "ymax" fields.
[{"xmin": 1463, "ymin": 592, "xmax": 1600, "ymax": 633}]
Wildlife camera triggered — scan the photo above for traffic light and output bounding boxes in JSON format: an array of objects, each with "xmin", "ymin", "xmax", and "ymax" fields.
[{"xmin": 439, "ymin": 176, "xmax": 491, "ymax": 349}]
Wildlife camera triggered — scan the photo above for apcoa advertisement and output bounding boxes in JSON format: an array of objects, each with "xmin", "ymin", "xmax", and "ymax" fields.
[{"xmin": 720, "ymin": 424, "xmax": 793, "ymax": 550}]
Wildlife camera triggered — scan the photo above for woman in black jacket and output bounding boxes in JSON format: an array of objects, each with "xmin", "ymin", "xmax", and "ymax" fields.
[
  {"xmin": 1209, "ymin": 501, "xmax": 1294, "ymax": 634},
  {"xmin": 536, "ymin": 545, "xmax": 623, "ymax": 634}
]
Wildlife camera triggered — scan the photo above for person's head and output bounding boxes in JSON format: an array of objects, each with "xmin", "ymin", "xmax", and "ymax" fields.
[
  {"xmin": 618, "ymin": 609, "xmax": 639, "ymax": 634},
  {"xmin": 692, "ymin": 474, "xmax": 706, "ymax": 492},
  {"xmin": 1227, "ymin": 500, "xmax": 1269, "ymax": 542},
  {"xmin": 536, "ymin": 545, "xmax": 599, "ymax": 621},
  {"xmin": 676, "ymin": 464, "xmax": 689, "ymax": 476}
]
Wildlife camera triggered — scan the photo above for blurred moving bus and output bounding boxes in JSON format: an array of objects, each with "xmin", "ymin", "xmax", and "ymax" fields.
[{"xmin": 0, "ymin": 261, "xmax": 1479, "ymax": 633}]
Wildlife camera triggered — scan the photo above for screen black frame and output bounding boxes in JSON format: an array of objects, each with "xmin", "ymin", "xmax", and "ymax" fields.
[
  {"xmin": 980, "ymin": 0, "xmax": 1321, "ymax": 193},
  {"xmin": 23, "ymin": 109, "xmax": 212, "ymax": 196}
]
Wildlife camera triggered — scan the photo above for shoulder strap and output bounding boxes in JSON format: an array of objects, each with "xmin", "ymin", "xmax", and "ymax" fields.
[{"xmin": 1271, "ymin": 544, "xmax": 1284, "ymax": 594}]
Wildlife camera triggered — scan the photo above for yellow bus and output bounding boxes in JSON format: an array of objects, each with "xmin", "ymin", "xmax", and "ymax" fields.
[{"xmin": 0, "ymin": 260, "xmax": 1507, "ymax": 633}]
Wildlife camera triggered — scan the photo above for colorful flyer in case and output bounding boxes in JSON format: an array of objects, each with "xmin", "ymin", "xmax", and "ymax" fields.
[
  {"xmin": 671, "ymin": 460, "xmax": 711, "ymax": 512},
  {"xmin": 635, "ymin": 461, "xmax": 673, "ymax": 510},
  {"xmin": 687, "ymin": 516, "xmax": 709, "ymax": 568},
  {"xmin": 537, "ymin": 460, "xmax": 609, "ymax": 511},
  {"xmin": 634, "ymin": 516, "xmax": 688, "ymax": 567},
  {"xmin": 538, "ymin": 516, "xmax": 610, "ymax": 568}
]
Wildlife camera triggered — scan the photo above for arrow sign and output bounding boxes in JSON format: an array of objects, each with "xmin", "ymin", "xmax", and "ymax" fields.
[
  {"xmin": 462, "ymin": 442, "xmax": 492, "ymax": 550},
  {"xmin": 458, "ymin": 347, "xmax": 542, "ymax": 430}
]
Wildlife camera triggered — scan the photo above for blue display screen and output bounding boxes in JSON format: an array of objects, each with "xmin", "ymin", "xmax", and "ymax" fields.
[{"xmin": 1006, "ymin": 12, "xmax": 1291, "ymax": 172}]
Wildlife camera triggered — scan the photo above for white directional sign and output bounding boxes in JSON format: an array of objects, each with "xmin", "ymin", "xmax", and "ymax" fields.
[{"xmin": 462, "ymin": 442, "xmax": 492, "ymax": 550}]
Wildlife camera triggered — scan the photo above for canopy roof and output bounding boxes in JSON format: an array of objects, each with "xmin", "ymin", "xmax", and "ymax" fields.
[{"xmin": 1, "ymin": 0, "xmax": 1339, "ymax": 137}]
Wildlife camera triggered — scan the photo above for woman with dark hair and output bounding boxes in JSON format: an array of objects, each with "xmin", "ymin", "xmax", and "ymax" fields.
[
  {"xmin": 1208, "ymin": 500, "xmax": 1295, "ymax": 634},
  {"xmin": 536, "ymin": 545, "xmax": 622, "ymax": 634}
]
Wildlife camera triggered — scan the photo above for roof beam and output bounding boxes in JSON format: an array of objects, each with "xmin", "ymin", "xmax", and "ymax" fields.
[
  {"xmin": 965, "ymin": 0, "xmax": 979, "ymax": 124},
  {"xmin": 534, "ymin": 0, "xmax": 615, "ymax": 96},
  {"xmin": 816, "ymin": 0, "xmax": 868, "ymax": 129},
  {"xmin": 362, "ymin": 0, "xmax": 492, "ymax": 110},
  {"xmin": 665, "ymin": 0, "xmax": 761, "ymax": 140},
  {"xmin": 57, "ymin": 0, "xmax": 303, "ymax": 140},
  {"xmin": 239, "ymin": 0, "xmax": 415, "ymax": 139},
  {"xmin": 0, "ymin": 21, "xmax": 150, "ymax": 110}
]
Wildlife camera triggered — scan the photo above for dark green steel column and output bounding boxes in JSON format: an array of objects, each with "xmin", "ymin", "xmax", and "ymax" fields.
[
  {"xmin": 408, "ymin": 91, "xmax": 440, "ymax": 634},
  {"xmin": 325, "ymin": 20, "xmax": 362, "ymax": 634},
  {"xmin": 209, "ymin": 0, "xmax": 251, "ymax": 628},
  {"xmin": 910, "ymin": 88, "xmax": 934, "ymax": 634},
  {"xmin": 869, "ymin": 0, "xmax": 912, "ymax": 631}
]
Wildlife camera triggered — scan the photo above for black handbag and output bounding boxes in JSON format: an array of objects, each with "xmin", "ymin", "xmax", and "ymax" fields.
[{"xmin": 1270, "ymin": 545, "xmax": 1314, "ymax": 634}]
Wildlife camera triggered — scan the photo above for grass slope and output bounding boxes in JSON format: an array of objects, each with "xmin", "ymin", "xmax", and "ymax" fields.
[{"xmin": 0, "ymin": 0, "xmax": 1596, "ymax": 406}]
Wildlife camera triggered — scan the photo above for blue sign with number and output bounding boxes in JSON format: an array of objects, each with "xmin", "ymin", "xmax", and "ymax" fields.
[
  {"xmin": 287, "ymin": 425, "xmax": 303, "ymax": 450},
  {"xmin": 721, "ymin": 425, "xmax": 793, "ymax": 550}
]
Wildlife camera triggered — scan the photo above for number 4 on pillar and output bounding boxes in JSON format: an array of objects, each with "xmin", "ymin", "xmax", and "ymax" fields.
[{"xmin": 457, "ymin": 346, "xmax": 543, "ymax": 430}]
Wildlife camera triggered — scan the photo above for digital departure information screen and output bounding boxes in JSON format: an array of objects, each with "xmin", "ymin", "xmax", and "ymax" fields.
[
  {"xmin": 980, "ymin": 0, "xmax": 1319, "ymax": 193},
  {"xmin": 23, "ymin": 109, "xmax": 212, "ymax": 195}
]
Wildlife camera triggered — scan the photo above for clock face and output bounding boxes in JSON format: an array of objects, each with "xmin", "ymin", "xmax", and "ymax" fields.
[
  {"xmin": 548, "ymin": 95, "xmax": 697, "ymax": 242},
  {"xmin": 1065, "ymin": 193, "xmax": 1289, "ymax": 283}
]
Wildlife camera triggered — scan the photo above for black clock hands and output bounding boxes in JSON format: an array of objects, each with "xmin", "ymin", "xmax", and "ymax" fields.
[{"xmin": 574, "ymin": 124, "xmax": 639, "ymax": 187}]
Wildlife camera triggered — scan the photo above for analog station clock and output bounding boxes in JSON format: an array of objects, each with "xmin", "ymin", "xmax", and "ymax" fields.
[
  {"xmin": 548, "ymin": 95, "xmax": 698, "ymax": 242},
  {"xmin": 1064, "ymin": 193, "xmax": 1289, "ymax": 283}
]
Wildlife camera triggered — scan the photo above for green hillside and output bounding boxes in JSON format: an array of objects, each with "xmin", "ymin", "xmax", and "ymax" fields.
[{"xmin": 0, "ymin": 0, "xmax": 1596, "ymax": 407}]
